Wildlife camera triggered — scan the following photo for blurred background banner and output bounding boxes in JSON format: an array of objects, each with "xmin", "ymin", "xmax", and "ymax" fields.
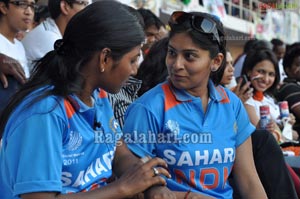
[{"xmin": 203, "ymin": 0, "xmax": 227, "ymax": 20}]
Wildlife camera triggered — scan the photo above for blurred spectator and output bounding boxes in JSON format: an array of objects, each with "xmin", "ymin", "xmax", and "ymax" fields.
[
  {"xmin": 276, "ymin": 42, "xmax": 300, "ymax": 138},
  {"xmin": 0, "ymin": 0, "xmax": 36, "ymax": 112},
  {"xmin": 234, "ymin": 38, "xmax": 257, "ymax": 77},
  {"xmin": 15, "ymin": 5, "xmax": 50, "ymax": 41},
  {"xmin": 33, "ymin": 5, "xmax": 50, "ymax": 27},
  {"xmin": 271, "ymin": 38, "xmax": 287, "ymax": 83},
  {"xmin": 234, "ymin": 39, "xmax": 272, "ymax": 77},
  {"xmin": 223, "ymin": 51, "xmax": 298, "ymax": 199},
  {"xmin": 241, "ymin": 48, "xmax": 298, "ymax": 142},
  {"xmin": 138, "ymin": 8, "xmax": 167, "ymax": 56},
  {"xmin": 21, "ymin": 0, "xmax": 90, "ymax": 73}
]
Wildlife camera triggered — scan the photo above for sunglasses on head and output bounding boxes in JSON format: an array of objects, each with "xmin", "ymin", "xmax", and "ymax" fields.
[{"xmin": 169, "ymin": 11, "xmax": 221, "ymax": 47}]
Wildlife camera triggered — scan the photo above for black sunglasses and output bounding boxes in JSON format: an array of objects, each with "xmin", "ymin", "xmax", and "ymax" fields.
[{"xmin": 169, "ymin": 11, "xmax": 221, "ymax": 47}]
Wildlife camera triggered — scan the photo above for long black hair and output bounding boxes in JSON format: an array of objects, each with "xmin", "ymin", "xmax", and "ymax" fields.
[
  {"xmin": 136, "ymin": 37, "xmax": 169, "ymax": 96},
  {"xmin": 0, "ymin": 1, "xmax": 145, "ymax": 137}
]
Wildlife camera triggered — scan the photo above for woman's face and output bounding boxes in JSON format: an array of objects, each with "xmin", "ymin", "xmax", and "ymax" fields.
[
  {"xmin": 248, "ymin": 60, "xmax": 276, "ymax": 92},
  {"xmin": 102, "ymin": 45, "xmax": 141, "ymax": 93},
  {"xmin": 221, "ymin": 52, "xmax": 234, "ymax": 85},
  {"xmin": 166, "ymin": 32, "xmax": 219, "ymax": 96},
  {"xmin": 286, "ymin": 55, "xmax": 300, "ymax": 81}
]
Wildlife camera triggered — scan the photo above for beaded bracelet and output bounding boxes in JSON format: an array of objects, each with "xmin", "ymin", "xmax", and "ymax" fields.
[{"xmin": 184, "ymin": 189, "xmax": 191, "ymax": 199}]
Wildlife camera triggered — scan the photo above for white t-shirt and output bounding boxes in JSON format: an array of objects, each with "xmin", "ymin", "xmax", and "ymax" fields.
[
  {"xmin": 22, "ymin": 18, "xmax": 62, "ymax": 72},
  {"xmin": 245, "ymin": 95, "xmax": 281, "ymax": 123},
  {"xmin": 0, "ymin": 34, "xmax": 29, "ymax": 78},
  {"xmin": 278, "ymin": 59, "xmax": 287, "ymax": 83}
]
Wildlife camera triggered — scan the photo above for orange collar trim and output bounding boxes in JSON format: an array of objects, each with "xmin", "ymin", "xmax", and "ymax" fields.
[{"xmin": 253, "ymin": 91, "xmax": 264, "ymax": 101}]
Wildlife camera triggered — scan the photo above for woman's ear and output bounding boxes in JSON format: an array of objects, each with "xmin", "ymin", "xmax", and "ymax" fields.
[
  {"xmin": 211, "ymin": 53, "xmax": 224, "ymax": 72},
  {"xmin": 99, "ymin": 48, "xmax": 111, "ymax": 72}
]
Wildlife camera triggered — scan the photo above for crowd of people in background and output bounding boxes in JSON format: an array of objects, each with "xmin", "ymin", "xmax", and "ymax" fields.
[{"xmin": 0, "ymin": 0, "xmax": 299, "ymax": 198}]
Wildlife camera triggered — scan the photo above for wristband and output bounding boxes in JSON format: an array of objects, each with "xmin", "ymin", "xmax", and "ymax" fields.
[{"xmin": 184, "ymin": 189, "xmax": 191, "ymax": 199}]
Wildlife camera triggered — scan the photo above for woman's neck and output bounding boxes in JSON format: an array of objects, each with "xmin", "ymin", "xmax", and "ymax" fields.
[
  {"xmin": 253, "ymin": 90, "xmax": 264, "ymax": 101},
  {"xmin": 77, "ymin": 90, "xmax": 94, "ymax": 107}
]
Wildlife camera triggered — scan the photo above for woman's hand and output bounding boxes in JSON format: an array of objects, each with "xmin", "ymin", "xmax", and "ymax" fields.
[
  {"xmin": 115, "ymin": 157, "xmax": 172, "ymax": 198},
  {"xmin": 288, "ymin": 113, "xmax": 296, "ymax": 125},
  {"xmin": 263, "ymin": 120, "xmax": 282, "ymax": 142},
  {"xmin": 232, "ymin": 80, "xmax": 253, "ymax": 103}
]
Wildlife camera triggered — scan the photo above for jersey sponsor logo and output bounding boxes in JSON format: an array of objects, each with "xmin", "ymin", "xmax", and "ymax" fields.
[
  {"xmin": 163, "ymin": 148, "xmax": 234, "ymax": 190},
  {"xmin": 163, "ymin": 148, "xmax": 235, "ymax": 166},
  {"xmin": 173, "ymin": 166, "xmax": 231, "ymax": 190},
  {"xmin": 62, "ymin": 150, "xmax": 114, "ymax": 188},
  {"xmin": 67, "ymin": 131, "xmax": 83, "ymax": 151}
]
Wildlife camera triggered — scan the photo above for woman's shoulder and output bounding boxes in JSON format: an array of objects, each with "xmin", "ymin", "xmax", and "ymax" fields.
[
  {"xmin": 14, "ymin": 87, "xmax": 66, "ymax": 118},
  {"xmin": 217, "ymin": 85, "xmax": 241, "ymax": 104},
  {"xmin": 138, "ymin": 82, "xmax": 167, "ymax": 100},
  {"xmin": 130, "ymin": 82, "xmax": 170, "ymax": 111}
]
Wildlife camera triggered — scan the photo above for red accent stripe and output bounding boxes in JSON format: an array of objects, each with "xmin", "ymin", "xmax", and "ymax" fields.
[
  {"xmin": 216, "ymin": 86, "xmax": 230, "ymax": 104},
  {"xmin": 98, "ymin": 89, "xmax": 108, "ymax": 98},
  {"xmin": 64, "ymin": 99, "xmax": 75, "ymax": 118},
  {"xmin": 162, "ymin": 84, "xmax": 181, "ymax": 111}
]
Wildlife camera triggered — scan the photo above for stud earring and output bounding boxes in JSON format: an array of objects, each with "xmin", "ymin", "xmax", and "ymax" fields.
[{"xmin": 101, "ymin": 68, "xmax": 105, "ymax": 72}]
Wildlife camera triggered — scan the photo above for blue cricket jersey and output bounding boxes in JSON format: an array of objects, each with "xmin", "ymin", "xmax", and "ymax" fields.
[
  {"xmin": 123, "ymin": 80, "xmax": 255, "ymax": 199},
  {"xmin": 0, "ymin": 87, "xmax": 122, "ymax": 198}
]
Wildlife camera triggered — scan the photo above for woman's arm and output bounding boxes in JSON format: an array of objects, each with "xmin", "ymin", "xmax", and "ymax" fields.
[
  {"xmin": 244, "ymin": 104, "xmax": 283, "ymax": 141},
  {"xmin": 21, "ymin": 142, "xmax": 173, "ymax": 199},
  {"xmin": 232, "ymin": 137, "xmax": 267, "ymax": 199},
  {"xmin": 21, "ymin": 140, "xmax": 173, "ymax": 199},
  {"xmin": 244, "ymin": 104, "xmax": 260, "ymax": 126},
  {"xmin": 113, "ymin": 139, "xmax": 175, "ymax": 199}
]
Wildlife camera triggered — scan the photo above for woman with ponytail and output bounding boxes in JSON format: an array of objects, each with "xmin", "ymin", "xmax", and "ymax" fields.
[{"xmin": 0, "ymin": 1, "xmax": 174, "ymax": 199}]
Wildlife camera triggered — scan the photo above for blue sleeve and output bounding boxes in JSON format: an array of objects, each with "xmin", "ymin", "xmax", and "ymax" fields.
[
  {"xmin": 123, "ymin": 103, "xmax": 161, "ymax": 158},
  {"xmin": 4, "ymin": 113, "xmax": 66, "ymax": 196},
  {"xmin": 234, "ymin": 97, "xmax": 255, "ymax": 147}
]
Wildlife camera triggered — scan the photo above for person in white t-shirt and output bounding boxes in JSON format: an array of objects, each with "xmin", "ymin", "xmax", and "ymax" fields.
[
  {"xmin": 0, "ymin": 0, "xmax": 36, "ymax": 112},
  {"xmin": 241, "ymin": 48, "xmax": 297, "ymax": 142},
  {"xmin": 271, "ymin": 38, "xmax": 287, "ymax": 84},
  {"xmin": 22, "ymin": 0, "xmax": 90, "ymax": 72},
  {"xmin": 0, "ymin": 0, "xmax": 36, "ymax": 78}
]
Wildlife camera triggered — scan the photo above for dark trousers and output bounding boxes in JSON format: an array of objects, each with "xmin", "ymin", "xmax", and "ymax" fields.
[{"xmin": 230, "ymin": 129, "xmax": 298, "ymax": 199}]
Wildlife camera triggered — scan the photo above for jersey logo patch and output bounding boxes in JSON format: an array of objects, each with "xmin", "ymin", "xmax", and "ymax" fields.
[
  {"xmin": 165, "ymin": 120, "xmax": 180, "ymax": 137},
  {"xmin": 67, "ymin": 131, "xmax": 83, "ymax": 151},
  {"xmin": 109, "ymin": 117, "xmax": 120, "ymax": 134}
]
